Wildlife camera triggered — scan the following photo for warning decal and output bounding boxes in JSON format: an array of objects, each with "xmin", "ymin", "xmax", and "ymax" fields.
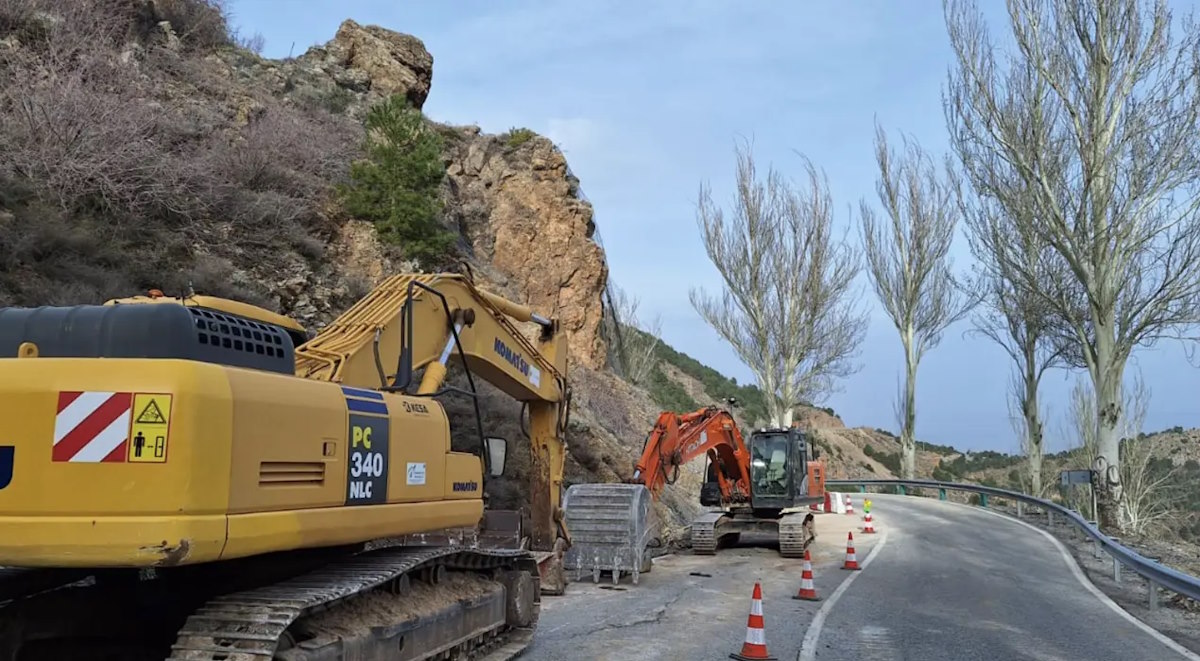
[
  {"xmin": 53, "ymin": 391, "xmax": 133, "ymax": 463},
  {"xmin": 127, "ymin": 393, "xmax": 172, "ymax": 463},
  {"xmin": 135, "ymin": 399, "xmax": 166, "ymax": 424}
]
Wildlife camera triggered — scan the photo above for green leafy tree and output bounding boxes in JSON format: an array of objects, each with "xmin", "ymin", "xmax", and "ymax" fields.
[{"xmin": 340, "ymin": 95, "xmax": 453, "ymax": 267}]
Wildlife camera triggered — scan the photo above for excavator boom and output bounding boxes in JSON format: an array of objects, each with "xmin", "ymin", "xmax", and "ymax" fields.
[{"xmin": 630, "ymin": 406, "xmax": 752, "ymax": 503}]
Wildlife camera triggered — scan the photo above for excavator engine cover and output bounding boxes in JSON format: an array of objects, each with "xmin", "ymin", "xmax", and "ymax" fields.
[{"xmin": 562, "ymin": 483, "xmax": 657, "ymax": 585}]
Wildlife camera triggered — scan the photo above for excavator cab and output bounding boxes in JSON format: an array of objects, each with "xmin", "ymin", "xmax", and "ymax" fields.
[{"xmin": 746, "ymin": 427, "xmax": 821, "ymax": 513}]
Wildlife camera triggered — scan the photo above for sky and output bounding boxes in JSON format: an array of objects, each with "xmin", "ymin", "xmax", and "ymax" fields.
[{"xmin": 227, "ymin": 1, "xmax": 1200, "ymax": 454}]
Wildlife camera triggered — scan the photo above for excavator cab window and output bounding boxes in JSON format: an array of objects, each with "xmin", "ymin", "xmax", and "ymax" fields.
[
  {"xmin": 484, "ymin": 436, "xmax": 508, "ymax": 477},
  {"xmin": 749, "ymin": 433, "xmax": 790, "ymax": 497}
]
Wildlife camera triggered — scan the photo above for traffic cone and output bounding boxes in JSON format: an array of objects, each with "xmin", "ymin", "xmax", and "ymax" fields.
[
  {"xmin": 842, "ymin": 532, "xmax": 860, "ymax": 570},
  {"xmin": 845, "ymin": 494, "xmax": 855, "ymax": 515},
  {"xmin": 862, "ymin": 510, "xmax": 876, "ymax": 534},
  {"xmin": 792, "ymin": 550, "xmax": 820, "ymax": 601},
  {"xmin": 730, "ymin": 581, "xmax": 776, "ymax": 660}
]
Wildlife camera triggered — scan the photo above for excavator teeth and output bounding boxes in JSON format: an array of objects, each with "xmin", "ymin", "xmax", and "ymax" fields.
[{"xmin": 562, "ymin": 484, "xmax": 657, "ymax": 585}]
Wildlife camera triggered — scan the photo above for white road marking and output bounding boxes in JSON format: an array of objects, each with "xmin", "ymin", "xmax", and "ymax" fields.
[
  {"xmin": 961, "ymin": 501, "xmax": 1200, "ymax": 661},
  {"xmin": 798, "ymin": 532, "xmax": 890, "ymax": 661}
]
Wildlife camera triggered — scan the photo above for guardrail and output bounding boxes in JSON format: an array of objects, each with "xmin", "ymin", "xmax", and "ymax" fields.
[{"xmin": 825, "ymin": 478, "xmax": 1200, "ymax": 610}]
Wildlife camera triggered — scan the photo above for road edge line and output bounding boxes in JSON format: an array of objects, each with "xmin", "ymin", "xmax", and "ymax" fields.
[
  {"xmin": 938, "ymin": 498, "xmax": 1200, "ymax": 661},
  {"xmin": 797, "ymin": 531, "xmax": 889, "ymax": 661}
]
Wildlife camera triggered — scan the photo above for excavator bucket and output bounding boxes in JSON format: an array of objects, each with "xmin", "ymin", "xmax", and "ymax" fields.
[{"xmin": 562, "ymin": 483, "xmax": 658, "ymax": 585}]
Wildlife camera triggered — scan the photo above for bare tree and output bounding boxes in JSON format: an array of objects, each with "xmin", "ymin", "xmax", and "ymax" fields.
[
  {"xmin": 604, "ymin": 281, "xmax": 662, "ymax": 386},
  {"xmin": 859, "ymin": 125, "xmax": 975, "ymax": 479},
  {"xmin": 691, "ymin": 140, "xmax": 867, "ymax": 427},
  {"xmin": 963, "ymin": 193, "xmax": 1065, "ymax": 495},
  {"xmin": 1111, "ymin": 375, "xmax": 1177, "ymax": 534},
  {"xmin": 1067, "ymin": 372, "xmax": 1179, "ymax": 533},
  {"xmin": 944, "ymin": 0, "xmax": 1200, "ymax": 530},
  {"xmin": 1006, "ymin": 369, "xmax": 1054, "ymax": 497}
]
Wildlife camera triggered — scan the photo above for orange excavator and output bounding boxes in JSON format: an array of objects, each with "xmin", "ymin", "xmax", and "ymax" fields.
[{"xmin": 561, "ymin": 405, "xmax": 826, "ymax": 583}]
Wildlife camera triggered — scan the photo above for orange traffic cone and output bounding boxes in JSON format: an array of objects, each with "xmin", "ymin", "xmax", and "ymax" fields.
[
  {"xmin": 863, "ymin": 511, "xmax": 876, "ymax": 534},
  {"xmin": 842, "ymin": 532, "xmax": 860, "ymax": 570},
  {"xmin": 792, "ymin": 549, "xmax": 820, "ymax": 601},
  {"xmin": 731, "ymin": 581, "xmax": 777, "ymax": 660},
  {"xmin": 845, "ymin": 494, "xmax": 855, "ymax": 515}
]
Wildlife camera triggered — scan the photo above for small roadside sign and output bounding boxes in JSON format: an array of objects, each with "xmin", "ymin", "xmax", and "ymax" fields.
[{"xmin": 1060, "ymin": 469, "xmax": 1092, "ymax": 486}]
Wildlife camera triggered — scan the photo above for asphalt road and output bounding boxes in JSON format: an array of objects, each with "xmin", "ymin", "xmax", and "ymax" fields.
[
  {"xmin": 521, "ymin": 505, "xmax": 877, "ymax": 661},
  {"xmin": 518, "ymin": 494, "xmax": 1197, "ymax": 661},
  {"xmin": 811, "ymin": 494, "xmax": 1195, "ymax": 661}
]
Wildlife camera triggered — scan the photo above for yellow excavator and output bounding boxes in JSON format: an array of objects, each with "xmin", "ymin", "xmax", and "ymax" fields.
[{"xmin": 0, "ymin": 272, "xmax": 572, "ymax": 660}]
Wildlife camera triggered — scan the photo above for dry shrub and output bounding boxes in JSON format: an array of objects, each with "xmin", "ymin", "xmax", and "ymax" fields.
[
  {"xmin": 144, "ymin": 0, "xmax": 230, "ymax": 50},
  {"xmin": 0, "ymin": 0, "xmax": 364, "ymax": 308}
]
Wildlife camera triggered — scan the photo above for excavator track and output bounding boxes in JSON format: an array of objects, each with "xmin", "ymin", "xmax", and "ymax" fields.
[
  {"xmin": 173, "ymin": 545, "xmax": 538, "ymax": 661},
  {"xmin": 689, "ymin": 511, "xmax": 725, "ymax": 555},
  {"xmin": 0, "ymin": 545, "xmax": 540, "ymax": 661},
  {"xmin": 777, "ymin": 512, "xmax": 809, "ymax": 558}
]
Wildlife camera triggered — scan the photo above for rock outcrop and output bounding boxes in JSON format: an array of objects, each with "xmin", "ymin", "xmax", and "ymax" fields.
[
  {"xmin": 301, "ymin": 19, "xmax": 434, "ymax": 107},
  {"xmin": 440, "ymin": 128, "xmax": 609, "ymax": 369},
  {"xmin": 251, "ymin": 20, "xmax": 611, "ymax": 369},
  {"xmin": 793, "ymin": 405, "xmax": 845, "ymax": 430}
]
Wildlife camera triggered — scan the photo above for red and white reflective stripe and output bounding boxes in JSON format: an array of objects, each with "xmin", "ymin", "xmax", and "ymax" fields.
[
  {"xmin": 800, "ymin": 566, "xmax": 815, "ymax": 589},
  {"xmin": 749, "ymin": 597, "xmax": 763, "ymax": 616},
  {"xmin": 53, "ymin": 391, "xmax": 132, "ymax": 463},
  {"xmin": 745, "ymin": 622, "xmax": 766, "ymax": 646}
]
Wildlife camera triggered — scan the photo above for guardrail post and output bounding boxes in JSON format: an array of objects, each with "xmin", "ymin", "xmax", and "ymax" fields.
[
  {"xmin": 1016, "ymin": 501, "xmax": 1023, "ymax": 517},
  {"xmin": 898, "ymin": 485, "xmax": 907, "ymax": 496},
  {"xmin": 1093, "ymin": 538, "xmax": 1102, "ymax": 558},
  {"xmin": 859, "ymin": 485, "xmax": 866, "ymax": 493},
  {"xmin": 1047, "ymin": 511, "xmax": 1054, "ymax": 527},
  {"xmin": 1112, "ymin": 556, "xmax": 1121, "ymax": 583},
  {"xmin": 938, "ymin": 488, "xmax": 946, "ymax": 501},
  {"xmin": 1149, "ymin": 581, "xmax": 1159, "ymax": 611},
  {"xmin": 979, "ymin": 493, "xmax": 988, "ymax": 508}
]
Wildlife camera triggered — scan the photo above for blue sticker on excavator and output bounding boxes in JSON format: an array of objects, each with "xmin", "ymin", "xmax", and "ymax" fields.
[
  {"xmin": 340, "ymin": 386, "xmax": 384, "ymax": 401},
  {"xmin": 340, "ymin": 386, "xmax": 389, "ymax": 415},
  {"xmin": 0, "ymin": 446, "xmax": 12, "ymax": 490}
]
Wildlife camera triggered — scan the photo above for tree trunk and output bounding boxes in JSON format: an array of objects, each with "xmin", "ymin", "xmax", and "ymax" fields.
[
  {"xmin": 1092, "ymin": 331, "xmax": 1124, "ymax": 531},
  {"xmin": 900, "ymin": 331, "xmax": 917, "ymax": 480},
  {"xmin": 1026, "ymin": 409, "xmax": 1043, "ymax": 495},
  {"xmin": 1022, "ymin": 360, "xmax": 1043, "ymax": 496}
]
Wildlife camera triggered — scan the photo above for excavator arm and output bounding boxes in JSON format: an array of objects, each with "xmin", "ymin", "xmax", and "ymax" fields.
[
  {"xmin": 630, "ymin": 406, "xmax": 752, "ymax": 505},
  {"xmin": 294, "ymin": 273, "xmax": 571, "ymax": 554}
]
